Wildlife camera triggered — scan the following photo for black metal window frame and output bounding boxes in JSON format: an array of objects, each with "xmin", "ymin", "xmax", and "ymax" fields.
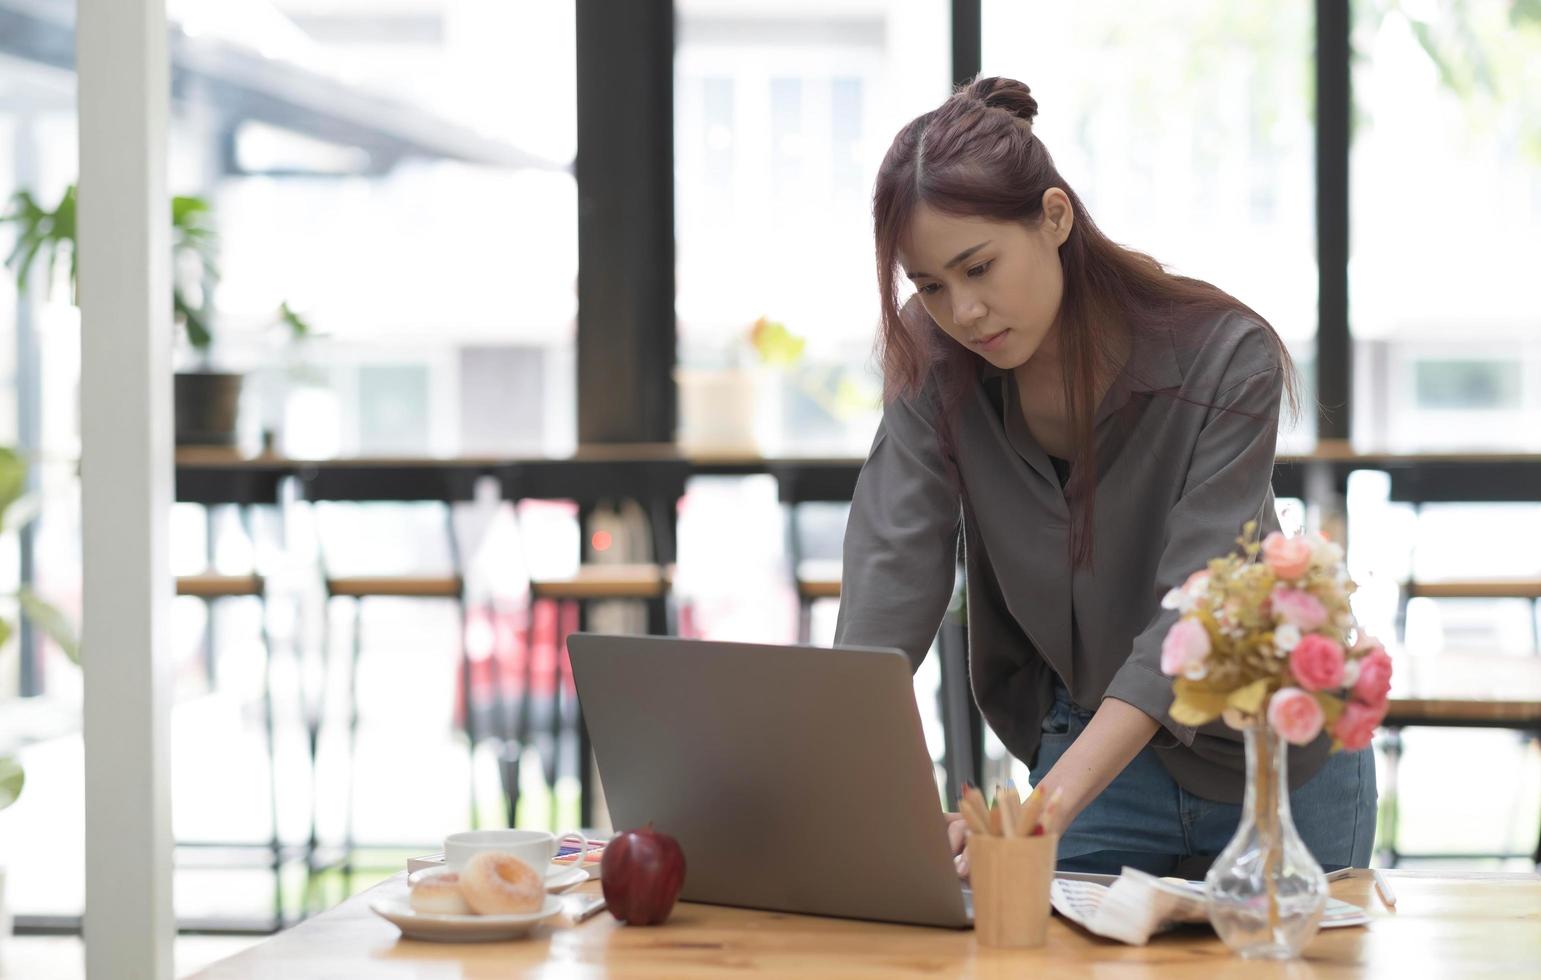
[{"xmin": 574, "ymin": 0, "xmax": 1353, "ymax": 443}]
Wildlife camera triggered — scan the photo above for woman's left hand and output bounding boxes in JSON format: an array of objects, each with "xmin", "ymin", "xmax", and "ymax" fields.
[{"xmin": 944, "ymin": 812, "xmax": 970, "ymax": 879}]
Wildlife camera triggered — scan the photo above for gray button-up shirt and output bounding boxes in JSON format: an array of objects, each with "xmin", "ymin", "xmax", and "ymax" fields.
[{"xmin": 835, "ymin": 310, "xmax": 1329, "ymax": 804}]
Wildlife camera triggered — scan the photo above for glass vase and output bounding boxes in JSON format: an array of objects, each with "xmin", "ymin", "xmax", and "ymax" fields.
[{"xmin": 1204, "ymin": 723, "xmax": 1328, "ymax": 959}]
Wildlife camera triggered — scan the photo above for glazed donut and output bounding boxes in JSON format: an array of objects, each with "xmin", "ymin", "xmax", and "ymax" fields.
[
  {"xmin": 409, "ymin": 871, "xmax": 472, "ymax": 915},
  {"xmin": 459, "ymin": 851, "xmax": 544, "ymax": 915}
]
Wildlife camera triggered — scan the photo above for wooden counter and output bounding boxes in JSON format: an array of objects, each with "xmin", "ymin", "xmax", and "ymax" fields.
[{"xmin": 189, "ymin": 869, "xmax": 1541, "ymax": 978}]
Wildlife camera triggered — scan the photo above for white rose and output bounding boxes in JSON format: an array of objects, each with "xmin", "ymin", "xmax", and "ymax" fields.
[
  {"xmin": 1309, "ymin": 534, "xmax": 1344, "ymax": 569},
  {"xmin": 1161, "ymin": 587, "xmax": 1192, "ymax": 612},
  {"xmin": 1274, "ymin": 623, "xmax": 1302, "ymax": 654}
]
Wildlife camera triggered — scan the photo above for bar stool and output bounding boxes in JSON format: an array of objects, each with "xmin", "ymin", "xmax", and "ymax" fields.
[
  {"xmin": 298, "ymin": 464, "xmax": 489, "ymax": 894},
  {"xmin": 770, "ymin": 463, "xmax": 860, "ymax": 643},
  {"xmin": 500, "ymin": 458, "xmax": 690, "ymax": 827},
  {"xmin": 172, "ymin": 467, "xmax": 292, "ymax": 927},
  {"xmin": 1390, "ymin": 467, "xmax": 1541, "ymax": 654},
  {"xmin": 1382, "ymin": 470, "xmax": 1541, "ymax": 866},
  {"xmin": 1398, "ymin": 577, "xmax": 1541, "ymax": 653}
]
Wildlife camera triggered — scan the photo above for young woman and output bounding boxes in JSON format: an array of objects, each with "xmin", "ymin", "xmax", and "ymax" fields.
[{"xmin": 834, "ymin": 77, "xmax": 1377, "ymax": 877}]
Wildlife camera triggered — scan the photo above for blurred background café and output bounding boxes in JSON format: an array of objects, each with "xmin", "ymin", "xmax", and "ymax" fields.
[{"xmin": 0, "ymin": 0, "xmax": 1538, "ymax": 975}]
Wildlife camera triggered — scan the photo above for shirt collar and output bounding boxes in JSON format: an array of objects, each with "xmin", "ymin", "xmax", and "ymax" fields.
[{"xmin": 978, "ymin": 324, "xmax": 1184, "ymax": 395}]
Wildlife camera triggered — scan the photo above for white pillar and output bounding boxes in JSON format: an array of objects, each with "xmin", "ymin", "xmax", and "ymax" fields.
[{"xmin": 77, "ymin": 1, "xmax": 174, "ymax": 977}]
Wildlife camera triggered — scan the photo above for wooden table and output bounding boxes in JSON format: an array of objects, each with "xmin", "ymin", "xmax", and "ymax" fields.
[{"xmin": 189, "ymin": 870, "xmax": 1539, "ymax": 978}]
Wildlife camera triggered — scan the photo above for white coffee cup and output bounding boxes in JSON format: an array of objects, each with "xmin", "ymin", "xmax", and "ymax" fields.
[{"xmin": 443, "ymin": 829, "xmax": 590, "ymax": 876}]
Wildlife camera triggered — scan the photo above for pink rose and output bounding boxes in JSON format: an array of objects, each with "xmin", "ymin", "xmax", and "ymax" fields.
[
  {"xmin": 1334, "ymin": 698, "xmax": 1388, "ymax": 751},
  {"xmin": 1262, "ymin": 531, "xmax": 1312, "ymax": 580},
  {"xmin": 1271, "ymin": 587, "xmax": 1328, "ymax": 631},
  {"xmin": 1289, "ymin": 634, "xmax": 1346, "ymax": 692},
  {"xmin": 1161, "ymin": 618, "xmax": 1211, "ymax": 677},
  {"xmin": 1268, "ymin": 687, "xmax": 1325, "ymax": 745},
  {"xmin": 1352, "ymin": 646, "xmax": 1393, "ymax": 707}
]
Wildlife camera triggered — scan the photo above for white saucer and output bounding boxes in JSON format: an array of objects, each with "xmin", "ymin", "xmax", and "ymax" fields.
[
  {"xmin": 371, "ymin": 892, "xmax": 564, "ymax": 943},
  {"xmin": 406, "ymin": 863, "xmax": 590, "ymax": 893},
  {"xmin": 543, "ymin": 865, "xmax": 589, "ymax": 892}
]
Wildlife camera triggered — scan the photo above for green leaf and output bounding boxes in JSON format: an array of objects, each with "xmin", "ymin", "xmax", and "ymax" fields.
[
  {"xmin": 7, "ymin": 233, "xmax": 41, "ymax": 293},
  {"xmin": 749, "ymin": 317, "xmax": 805, "ymax": 367},
  {"xmin": 1171, "ymin": 677, "xmax": 1228, "ymax": 727},
  {"xmin": 172, "ymin": 194, "xmax": 211, "ymax": 223},
  {"xmin": 0, "ymin": 754, "xmax": 23, "ymax": 812},
  {"xmin": 176, "ymin": 289, "xmax": 213, "ymax": 352},
  {"xmin": 1, "ymin": 187, "xmax": 71, "ymax": 299},
  {"xmin": 1227, "ymin": 677, "xmax": 1274, "ymax": 716},
  {"xmin": 171, "ymin": 195, "xmax": 218, "ymax": 270},
  {"xmin": 279, "ymin": 301, "xmax": 312, "ymax": 341},
  {"xmin": 37, "ymin": 185, "xmax": 75, "ymax": 300},
  {"xmin": 19, "ymin": 588, "xmax": 79, "ymax": 665},
  {"xmin": 3, "ymin": 185, "xmax": 228, "ymax": 319},
  {"xmin": 1170, "ymin": 700, "xmax": 1220, "ymax": 728},
  {"xmin": 1315, "ymin": 692, "xmax": 1345, "ymax": 728},
  {"xmin": 0, "ymin": 492, "xmax": 40, "ymax": 535},
  {"xmin": 0, "ymin": 446, "xmax": 26, "ymax": 523},
  {"xmin": 53, "ymin": 185, "xmax": 76, "ymax": 241}
]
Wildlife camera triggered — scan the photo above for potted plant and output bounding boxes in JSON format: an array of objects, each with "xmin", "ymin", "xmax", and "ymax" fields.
[
  {"xmin": 1, "ymin": 183, "xmax": 310, "ymax": 445},
  {"xmin": 676, "ymin": 315, "xmax": 804, "ymax": 453}
]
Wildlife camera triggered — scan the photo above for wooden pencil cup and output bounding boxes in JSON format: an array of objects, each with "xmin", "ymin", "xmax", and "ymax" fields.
[{"xmin": 966, "ymin": 833, "xmax": 1058, "ymax": 948}]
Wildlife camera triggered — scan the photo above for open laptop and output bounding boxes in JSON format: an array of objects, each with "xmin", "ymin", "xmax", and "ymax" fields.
[{"xmin": 567, "ymin": 633, "xmax": 973, "ymax": 928}]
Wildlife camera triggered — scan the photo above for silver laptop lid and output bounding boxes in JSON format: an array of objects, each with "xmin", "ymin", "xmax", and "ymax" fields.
[{"xmin": 567, "ymin": 633, "xmax": 969, "ymax": 928}]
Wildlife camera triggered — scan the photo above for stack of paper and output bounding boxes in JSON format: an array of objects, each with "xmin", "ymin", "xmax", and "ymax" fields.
[{"xmin": 1049, "ymin": 868, "xmax": 1370, "ymax": 945}]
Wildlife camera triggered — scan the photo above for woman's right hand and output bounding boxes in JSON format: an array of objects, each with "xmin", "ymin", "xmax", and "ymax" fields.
[{"xmin": 945, "ymin": 812, "xmax": 970, "ymax": 879}]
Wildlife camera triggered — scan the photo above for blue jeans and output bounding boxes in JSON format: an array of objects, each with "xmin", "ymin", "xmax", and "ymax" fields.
[{"xmin": 1029, "ymin": 682, "xmax": 1378, "ymax": 876}]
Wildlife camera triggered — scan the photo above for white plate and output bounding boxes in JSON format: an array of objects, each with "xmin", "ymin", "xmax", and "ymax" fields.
[
  {"xmin": 542, "ymin": 865, "xmax": 590, "ymax": 892},
  {"xmin": 406, "ymin": 864, "xmax": 588, "ymax": 893},
  {"xmin": 370, "ymin": 892, "xmax": 565, "ymax": 943}
]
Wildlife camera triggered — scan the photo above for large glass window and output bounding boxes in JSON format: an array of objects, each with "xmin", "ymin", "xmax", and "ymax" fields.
[
  {"xmin": 981, "ymin": 1, "xmax": 1318, "ymax": 450},
  {"xmin": 672, "ymin": 1, "xmax": 954, "ymax": 802},
  {"xmin": 1350, "ymin": 0, "xmax": 1541, "ymax": 450},
  {"xmin": 674, "ymin": 0, "xmax": 950, "ymax": 455},
  {"xmin": 204, "ymin": 0, "xmax": 579, "ymax": 458},
  {"xmin": 0, "ymin": 0, "xmax": 579, "ymax": 927}
]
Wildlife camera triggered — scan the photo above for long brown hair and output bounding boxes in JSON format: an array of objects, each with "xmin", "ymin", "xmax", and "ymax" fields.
[{"xmin": 873, "ymin": 76, "xmax": 1299, "ymax": 566}]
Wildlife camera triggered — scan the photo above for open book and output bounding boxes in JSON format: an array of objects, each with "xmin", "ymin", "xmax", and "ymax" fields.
[{"xmin": 1049, "ymin": 868, "xmax": 1371, "ymax": 945}]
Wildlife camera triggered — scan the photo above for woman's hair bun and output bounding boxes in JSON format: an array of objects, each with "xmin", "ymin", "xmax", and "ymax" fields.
[{"xmin": 964, "ymin": 76, "xmax": 1038, "ymax": 126}]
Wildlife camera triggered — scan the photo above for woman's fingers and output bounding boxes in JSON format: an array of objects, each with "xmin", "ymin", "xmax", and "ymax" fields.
[
  {"xmin": 945, "ymin": 810, "xmax": 972, "ymax": 877},
  {"xmin": 945, "ymin": 813, "xmax": 968, "ymax": 854}
]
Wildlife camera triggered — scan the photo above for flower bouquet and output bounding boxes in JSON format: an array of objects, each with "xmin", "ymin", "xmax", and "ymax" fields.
[
  {"xmin": 1160, "ymin": 524, "xmax": 1393, "ymax": 746},
  {"xmin": 1159, "ymin": 523, "xmax": 1392, "ymax": 959}
]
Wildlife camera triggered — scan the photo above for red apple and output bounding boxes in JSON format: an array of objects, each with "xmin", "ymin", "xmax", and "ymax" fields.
[{"xmin": 601, "ymin": 823, "xmax": 686, "ymax": 925}]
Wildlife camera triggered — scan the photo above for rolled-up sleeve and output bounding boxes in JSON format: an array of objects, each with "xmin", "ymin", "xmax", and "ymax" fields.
[
  {"xmin": 833, "ymin": 386, "xmax": 962, "ymax": 671},
  {"xmin": 1104, "ymin": 364, "xmax": 1284, "ymax": 744}
]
